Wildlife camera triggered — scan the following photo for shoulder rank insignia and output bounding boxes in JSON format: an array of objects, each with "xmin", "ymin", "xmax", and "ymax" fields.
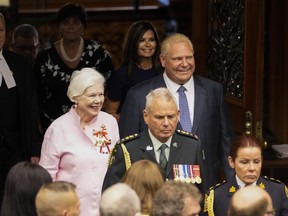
[
  {"xmin": 229, "ymin": 186, "xmax": 236, "ymax": 193},
  {"xmin": 263, "ymin": 176, "xmax": 282, "ymax": 184},
  {"xmin": 176, "ymin": 130, "xmax": 198, "ymax": 140},
  {"xmin": 259, "ymin": 182, "xmax": 265, "ymax": 189},
  {"xmin": 208, "ymin": 180, "xmax": 226, "ymax": 191},
  {"xmin": 117, "ymin": 133, "xmax": 140, "ymax": 145}
]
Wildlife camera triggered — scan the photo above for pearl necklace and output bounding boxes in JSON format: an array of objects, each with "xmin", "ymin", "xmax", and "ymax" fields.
[{"xmin": 60, "ymin": 38, "xmax": 84, "ymax": 62}]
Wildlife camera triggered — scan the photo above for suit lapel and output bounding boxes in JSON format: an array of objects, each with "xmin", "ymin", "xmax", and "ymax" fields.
[{"xmin": 192, "ymin": 76, "xmax": 206, "ymax": 133}]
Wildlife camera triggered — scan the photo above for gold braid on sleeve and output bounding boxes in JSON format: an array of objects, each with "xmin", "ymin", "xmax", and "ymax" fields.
[{"xmin": 121, "ymin": 144, "xmax": 132, "ymax": 170}]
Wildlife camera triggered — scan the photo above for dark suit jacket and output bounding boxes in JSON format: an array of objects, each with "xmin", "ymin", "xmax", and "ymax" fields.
[
  {"xmin": 204, "ymin": 175, "xmax": 288, "ymax": 216},
  {"xmin": 118, "ymin": 74, "xmax": 234, "ymax": 191},
  {"xmin": 102, "ymin": 130, "xmax": 205, "ymax": 192},
  {"xmin": 1, "ymin": 49, "xmax": 39, "ymax": 159}
]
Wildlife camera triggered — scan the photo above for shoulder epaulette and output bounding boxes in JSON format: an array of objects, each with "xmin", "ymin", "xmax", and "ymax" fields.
[
  {"xmin": 176, "ymin": 130, "xmax": 198, "ymax": 140},
  {"xmin": 263, "ymin": 176, "xmax": 282, "ymax": 184},
  {"xmin": 117, "ymin": 133, "xmax": 140, "ymax": 145},
  {"xmin": 208, "ymin": 180, "xmax": 227, "ymax": 191}
]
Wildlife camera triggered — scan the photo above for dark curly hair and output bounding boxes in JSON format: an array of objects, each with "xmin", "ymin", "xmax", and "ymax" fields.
[{"xmin": 56, "ymin": 2, "xmax": 87, "ymax": 28}]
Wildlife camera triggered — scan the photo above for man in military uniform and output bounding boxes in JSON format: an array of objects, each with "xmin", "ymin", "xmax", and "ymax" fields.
[{"xmin": 102, "ymin": 88, "xmax": 205, "ymax": 192}]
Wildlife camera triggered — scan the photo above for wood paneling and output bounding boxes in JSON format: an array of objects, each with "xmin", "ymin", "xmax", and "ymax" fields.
[
  {"xmin": 19, "ymin": 0, "xmax": 160, "ymax": 9},
  {"xmin": 264, "ymin": 0, "xmax": 288, "ymax": 143}
]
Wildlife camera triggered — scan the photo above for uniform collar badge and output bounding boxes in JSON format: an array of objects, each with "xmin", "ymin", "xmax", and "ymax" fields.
[
  {"xmin": 229, "ymin": 186, "xmax": 236, "ymax": 193},
  {"xmin": 259, "ymin": 182, "xmax": 265, "ymax": 189}
]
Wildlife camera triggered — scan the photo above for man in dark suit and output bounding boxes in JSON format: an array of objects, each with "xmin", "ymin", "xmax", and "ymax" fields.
[
  {"xmin": 0, "ymin": 13, "xmax": 40, "ymax": 201},
  {"xmin": 103, "ymin": 88, "xmax": 205, "ymax": 192},
  {"xmin": 119, "ymin": 33, "xmax": 234, "ymax": 191}
]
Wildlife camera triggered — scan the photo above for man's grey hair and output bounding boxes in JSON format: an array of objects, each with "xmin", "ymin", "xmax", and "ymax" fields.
[
  {"xmin": 151, "ymin": 180, "xmax": 202, "ymax": 216},
  {"xmin": 100, "ymin": 183, "xmax": 141, "ymax": 216},
  {"xmin": 145, "ymin": 87, "xmax": 177, "ymax": 112},
  {"xmin": 12, "ymin": 24, "xmax": 39, "ymax": 43}
]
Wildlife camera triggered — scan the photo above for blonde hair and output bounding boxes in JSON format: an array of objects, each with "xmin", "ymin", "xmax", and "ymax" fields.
[
  {"xmin": 122, "ymin": 160, "xmax": 164, "ymax": 215},
  {"xmin": 35, "ymin": 181, "xmax": 78, "ymax": 216},
  {"xmin": 161, "ymin": 33, "xmax": 194, "ymax": 57}
]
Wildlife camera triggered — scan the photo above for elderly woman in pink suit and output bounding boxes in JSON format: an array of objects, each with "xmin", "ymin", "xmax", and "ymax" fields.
[{"xmin": 39, "ymin": 67, "xmax": 119, "ymax": 216}]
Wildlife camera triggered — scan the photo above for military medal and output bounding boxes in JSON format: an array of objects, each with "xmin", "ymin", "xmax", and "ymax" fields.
[
  {"xmin": 93, "ymin": 125, "xmax": 112, "ymax": 154},
  {"xmin": 183, "ymin": 165, "xmax": 191, "ymax": 183},
  {"xmin": 192, "ymin": 165, "xmax": 202, "ymax": 184},
  {"xmin": 189, "ymin": 165, "xmax": 196, "ymax": 183},
  {"xmin": 178, "ymin": 165, "xmax": 185, "ymax": 182},
  {"xmin": 173, "ymin": 164, "xmax": 180, "ymax": 181}
]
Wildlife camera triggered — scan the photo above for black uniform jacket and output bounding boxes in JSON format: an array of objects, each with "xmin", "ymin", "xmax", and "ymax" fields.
[
  {"xmin": 204, "ymin": 174, "xmax": 288, "ymax": 216},
  {"xmin": 102, "ymin": 129, "xmax": 206, "ymax": 192}
]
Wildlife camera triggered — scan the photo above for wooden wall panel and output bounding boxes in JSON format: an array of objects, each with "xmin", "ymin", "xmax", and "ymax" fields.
[
  {"xmin": 19, "ymin": 0, "xmax": 160, "ymax": 9},
  {"xmin": 264, "ymin": 0, "xmax": 288, "ymax": 143}
]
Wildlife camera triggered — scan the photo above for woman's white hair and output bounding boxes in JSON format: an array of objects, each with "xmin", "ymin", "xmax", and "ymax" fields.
[{"xmin": 67, "ymin": 67, "xmax": 105, "ymax": 102}]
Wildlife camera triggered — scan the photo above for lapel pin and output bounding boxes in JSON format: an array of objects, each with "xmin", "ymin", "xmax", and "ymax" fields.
[
  {"xmin": 172, "ymin": 142, "xmax": 178, "ymax": 148},
  {"xmin": 146, "ymin": 145, "xmax": 153, "ymax": 151}
]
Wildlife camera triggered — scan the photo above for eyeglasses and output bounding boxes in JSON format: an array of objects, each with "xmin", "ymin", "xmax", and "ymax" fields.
[{"xmin": 265, "ymin": 208, "xmax": 276, "ymax": 216}]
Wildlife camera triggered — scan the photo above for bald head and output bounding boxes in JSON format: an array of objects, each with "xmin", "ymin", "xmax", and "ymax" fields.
[{"xmin": 229, "ymin": 186, "xmax": 273, "ymax": 216}]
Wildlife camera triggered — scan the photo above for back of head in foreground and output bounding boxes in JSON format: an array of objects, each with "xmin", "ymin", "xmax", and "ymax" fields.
[
  {"xmin": 35, "ymin": 181, "xmax": 80, "ymax": 216},
  {"xmin": 0, "ymin": 161, "xmax": 52, "ymax": 216},
  {"xmin": 99, "ymin": 183, "xmax": 141, "ymax": 216},
  {"xmin": 122, "ymin": 160, "xmax": 164, "ymax": 215},
  {"xmin": 228, "ymin": 185, "xmax": 274, "ymax": 216},
  {"xmin": 151, "ymin": 180, "xmax": 202, "ymax": 216}
]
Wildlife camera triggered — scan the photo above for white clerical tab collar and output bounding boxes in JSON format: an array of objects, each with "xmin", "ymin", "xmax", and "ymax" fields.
[{"xmin": 0, "ymin": 51, "xmax": 17, "ymax": 88}]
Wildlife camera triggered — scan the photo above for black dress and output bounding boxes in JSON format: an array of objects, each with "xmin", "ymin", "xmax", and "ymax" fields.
[{"xmin": 107, "ymin": 64, "xmax": 160, "ymax": 113}]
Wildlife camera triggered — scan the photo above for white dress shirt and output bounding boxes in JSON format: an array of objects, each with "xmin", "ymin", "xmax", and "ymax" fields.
[{"xmin": 163, "ymin": 72, "xmax": 195, "ymax": 128}]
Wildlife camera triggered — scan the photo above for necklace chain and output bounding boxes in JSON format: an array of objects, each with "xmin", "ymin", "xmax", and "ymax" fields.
[{"xmin": 60, "ymin": 38, "xmax": 84, "ymax": 62}]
